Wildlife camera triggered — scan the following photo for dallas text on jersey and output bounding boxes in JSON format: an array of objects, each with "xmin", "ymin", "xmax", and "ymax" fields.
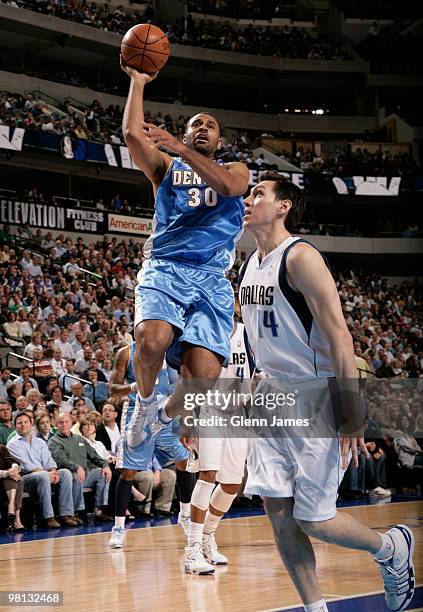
[{"xmin": 239, "ymin": 285, "xmax": 274, "ymax": 306}]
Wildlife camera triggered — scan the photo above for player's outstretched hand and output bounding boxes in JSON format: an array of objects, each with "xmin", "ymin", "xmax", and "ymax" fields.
[
  {"xmin": 142, "ymin": 122, "xmax": 184, "ymax": 155},
  {"xmin": 120, "ymin": 55, "xmax": 158, "ymax": 83},
  {"xmin": 340, "ymin": 436, "xmax": 369, "ymax": 469}
]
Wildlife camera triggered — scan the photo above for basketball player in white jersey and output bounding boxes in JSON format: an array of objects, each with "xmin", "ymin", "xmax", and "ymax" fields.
[
  {"xmin": 240, "ymin": 171, "xmax": 415, "ymax": 612},
  {"xmin": 182, "ymin": 320, "xmax": 252, "ymax": 575}
]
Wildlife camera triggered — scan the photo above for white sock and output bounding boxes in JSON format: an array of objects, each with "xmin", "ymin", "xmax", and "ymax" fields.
[
  {"xmin": 180, "ymin": 502, "xmax": 190, "ymax": 517},
  {"xmin": 114, "ymin": 516, "xmax": 125, "ymax": 528},
  {"xmin": 304, "ymin": 600, "xmax": 328, "ymax": 612},
  {"xmin": 374, "ymin": 532, "xmax": 394, "ymax": 561},
  {"xmin": 187, "ymin": 521, "xmax": 204, "ymax": 547},
  {"xmin": 203, "ymin": 511, "xmax": 222, "ymax": 537},
  {"xmin": 139, "ymin": 391, "xmax": 155, "ymax": 403},
  {"xmin": 159, "ymin": 403, "xmax": 172, "ymax": 423}
]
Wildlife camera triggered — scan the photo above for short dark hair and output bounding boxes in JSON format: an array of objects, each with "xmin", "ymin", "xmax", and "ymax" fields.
[
  {"xmin": 14, "ymin": 410, "xmax": 33, "ymax": 426},
  {"xmin": 259, "ymin": 171, "xmax": 305, "ymax": 231}
]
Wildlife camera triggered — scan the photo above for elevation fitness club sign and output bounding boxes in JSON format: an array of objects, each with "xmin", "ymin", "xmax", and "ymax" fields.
[{"xmin": 0, "ymin": 200, "xmax": 106, "ymax": 233}]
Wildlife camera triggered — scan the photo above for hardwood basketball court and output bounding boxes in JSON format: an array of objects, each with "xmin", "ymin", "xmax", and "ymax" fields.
[{"xmin": 0, "ymin": 501, "xmax": 421, "ymax": 611}]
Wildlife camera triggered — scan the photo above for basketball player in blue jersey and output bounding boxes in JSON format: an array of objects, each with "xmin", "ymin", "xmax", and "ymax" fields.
[
  {"xmin": 107, "ymin": 344, "xmax": 195, "ymax": 549},
  {"xmin": 240, "ymin": 171, "xmax": 415, "ymax": 612},
  {"xmin": 120, "ymin": 64, "xmax": 249, "ymax": 566}
]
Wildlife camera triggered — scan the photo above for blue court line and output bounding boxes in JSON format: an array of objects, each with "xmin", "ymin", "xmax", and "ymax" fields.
[
  {"xmin": 273, "ymin": 586, "xmax": 423, "ymax": 611},
  {"xmin": 0, "ymin": 494, "xmax": 421, "ymax": 545}
]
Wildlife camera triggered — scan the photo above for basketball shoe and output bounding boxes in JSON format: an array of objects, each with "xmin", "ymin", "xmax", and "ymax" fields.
[
  {"xmin": 202, "ymin": 534, "xmax": 228, "ymax": 565},
  {"xmin": 108, "ymin": 526, "xmax": 126, "ymax": 549},
  {"xmin": 178, "ymin": 512, "xmax": 190, "ymax": 538},
  {"xmin": 126, "ymin": 394, "xmax": 158, "ymax": 447},
  {"xmin": 375, "ymin": 524, "xmax": 415, "ymax": 611},
  {"xmin": 185, "ymin": 543, "xmax": 215, "ymax": 575}
]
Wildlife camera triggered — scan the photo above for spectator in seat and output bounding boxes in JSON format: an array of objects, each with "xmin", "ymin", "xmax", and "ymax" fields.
[
  {"xmin": 375, "ymin": 354, "xmax": 395, "ymax": 378},
  {"xmin": 48, "ymin": 412, "xmax": 112, "ymax": 522},
  {"xmin": 47, "ymin": 387, "xmax": 72, "ymax": 414},
  {"xmin": 0, "ymin": 400, "xmax": 14, "ymax": 444},
  {"xmin": 83, "ymin": 371, "xmax": 109, "ymax": 408},
  {"xmin": 100, "ymin": 357, "xmax": 113, "ymax": 383},
  {"xmin": 24, "ymin": 331, "xmax": 43, "ymax": 359},
  {"xmin": 74, "ymin": 344, "xmax": 93, "ymax": 376},
  {"xmin": 82, "ymin": 358, "xmax": 107, "ymax": 383},
  {"xmin": 54, "ymin": 329, "xmax": 75, "ymax": 360},
  {"xmin": 12, "ymin": 395, "xmax": 30, "ymax": 421},
  {"xmin": 36, "ymin": 413, "xmax": 55, "ymax": 443},
  {"xmin": 70, "ymin": 400, "xmax": 90, "ymax": 435},
  {"xmin": 0, "ymin": 443, "xmax": 25, "ymax": 532},
  {"xmin": 68, "ymin": 381, "xmax": 95, "ymax": 412},
  {"xmin": 50, "ymin": 348, "xmax": 66, "ymax": 377},
  {"xmin": 0, "ymin": 368, "xmax": 13, "ymax": 400},
  {"xmin": 133, "ymin": 455, "xmax": 177, "ymax": 518},
  {"xmin": 7, "ymin": 412, "xmax": 79, "ymax": 528},
  {"xmin": 31, "ymin": 348, "xmax": 55, "ymax": 392},
  {"xmin": 95, "ymin": 402, "xmax": 120, "ymax": 456},
  {"xmin": 3, "ymin": 311, "xmax": 23, "ymax": 345},
  {"xmin": 26, "ymin": 388, "xmax": 44, "ymax": 410},
  {"xmin": 15, "ymin": 366, "xmax": 39, "ymax": 391},
  {"xmin": 59, "ymin": 359, "xmax": 77, "ymax": 393}
]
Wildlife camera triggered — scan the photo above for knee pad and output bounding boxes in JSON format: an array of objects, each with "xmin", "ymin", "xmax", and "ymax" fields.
[
  {"xmin": 190, "ymin": 480, "xmax": 215, "ymax": 511},
  {"xmin": 209, "ymin": 484, "xmax": 237, "ymax": 514}
]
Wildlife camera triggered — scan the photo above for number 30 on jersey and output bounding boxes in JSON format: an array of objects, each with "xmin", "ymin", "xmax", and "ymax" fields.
[{"xmin": 187, "ymin": 187, "xmax": 218, "ymax": 208}]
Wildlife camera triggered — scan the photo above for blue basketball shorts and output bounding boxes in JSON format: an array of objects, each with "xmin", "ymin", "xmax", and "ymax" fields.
[
  {"xmin": 116, "ymin": 402, "xmax": 189, "ymax": 470},
  {"xmin": 134, "ymin": 258, "xmax": 234, "ymax": 370},
  {"xmin": 154, "ymin": 419, "xmax": 189, "ymax": 467}
]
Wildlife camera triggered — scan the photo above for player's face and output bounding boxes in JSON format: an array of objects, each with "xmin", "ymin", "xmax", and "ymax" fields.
[
  {"xmin": 243, "ymin": 181, "xmax": 285, "ymax": 231},
  {"xmin": 184, "ymin": 114, "xmax": 221, "ymax": 156}
]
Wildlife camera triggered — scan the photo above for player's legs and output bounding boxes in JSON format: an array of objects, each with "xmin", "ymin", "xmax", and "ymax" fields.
[
  {"xmin": 264, "ymin": 497, "xmax": 323, "ymax": 607},
  {"xmin": 202, "ymin": 437, "xmax": 248, "ymax": 565},
  {"xmin": 134, "ymin": 320, "xmax": 174, "ymax": 398},
  {"xmin": 296, "ymin": 513, "xmax": 381, "ymax": 553}
]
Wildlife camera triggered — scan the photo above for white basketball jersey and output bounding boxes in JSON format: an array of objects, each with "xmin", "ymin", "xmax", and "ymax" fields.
[
  {"xmin": 221, "ymin": 321, "xmax": 252, "ymax": 381},
  {"xmin": 239, "ymin": 236, "xmax": 334, "ymax": 382}
]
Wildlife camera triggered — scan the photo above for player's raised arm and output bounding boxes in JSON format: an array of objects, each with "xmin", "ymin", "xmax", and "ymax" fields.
[
  {"xmin": 143, "ymin": 116, "xmax": 250, "ymax": 196},
  {"xmin": 109, "ymin": 345, "xmax": 134, "ymax": 397},
  {"xmin": 121, "ymin": 61, "xmax": 172, "ymax": 186}
]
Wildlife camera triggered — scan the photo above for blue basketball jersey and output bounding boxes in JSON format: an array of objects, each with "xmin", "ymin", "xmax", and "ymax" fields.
[{"xmin": 143, "ymin": 157, "xmax": 244, "ymax": 270}]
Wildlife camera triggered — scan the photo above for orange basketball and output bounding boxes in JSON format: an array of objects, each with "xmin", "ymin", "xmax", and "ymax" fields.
[{"xmin": 121, "ymin": 24, "xmax": 170, "ymax": 75}]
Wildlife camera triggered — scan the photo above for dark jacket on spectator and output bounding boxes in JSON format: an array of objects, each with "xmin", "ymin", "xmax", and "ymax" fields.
[{"xmin": 48, "ymin": 432, "xmax": 108, "ymax": 471}]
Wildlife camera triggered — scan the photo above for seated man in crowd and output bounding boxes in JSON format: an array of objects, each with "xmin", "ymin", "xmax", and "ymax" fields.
[
  {"xmin": 0, "ymin": 400, "xmax": 14, "ymax": 445},
  {"xmin": 7, "ymin": 412, "xmax": 80, "ymax": 528},
  {"xmin": 133, "ymin": 455, "xmax": 177, "ymax": 519},
  {"xmin": 68, "ymin": 381, "xmax": 95, "ymax": 412},
  {"xmin": 0, "ymin": 368, "xmax": 13, "ymax": 400},
  {"xmin": 83, "ymin": 370, "xmax": 109, "ymax": 409},
  {"xmin": 15, "ymin": 366, "xmax": 39, "ymax": 391},
  {"xmin": 48, "ymin": 412, "xmax": 112, "ymax": 522}
]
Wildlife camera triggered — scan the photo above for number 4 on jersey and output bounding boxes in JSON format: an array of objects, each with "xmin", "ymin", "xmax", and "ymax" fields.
[{"xmin": 258, "ymin": 310, "xmax": 279, "ymax": 337}]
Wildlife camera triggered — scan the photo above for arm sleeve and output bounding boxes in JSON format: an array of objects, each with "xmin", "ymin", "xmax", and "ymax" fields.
[{"xmin": 41, "ymin": 442, "xmax": 57, "ymax": 471}]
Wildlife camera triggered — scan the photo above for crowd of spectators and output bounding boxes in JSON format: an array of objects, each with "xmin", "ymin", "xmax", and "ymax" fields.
[
  {"xmin": 0, "ymin": 89, "xmax": 191, "ymax": 148},
  {"xmin": 186, "ymin": 0, "xmax": 307, "ymax": 21},
  {"xmin": 3, "ymin": 0, "xmax": 347, "ymax": 61},
  {"xmin": 5, "ymin": 89, "xmax": 420, "ymax": 182},
  {"xmin": 0, "ymin": 231, "xmax": 421, "ymax": 531}
]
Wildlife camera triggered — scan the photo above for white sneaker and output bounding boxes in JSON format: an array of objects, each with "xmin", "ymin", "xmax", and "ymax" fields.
[
  {"xmin": 108, "ymin": 526, "xmax": 126, "ymax": 549},
  {"xmin": 376, "ymin": 524, "xmax": 415, "ymax": 611},
  {"xmin": 202, "ymin": 534, "xmax": 228, "ymax": 565},
  {"xmin": 184, "ymin": 543, "xmax": 215, "ymax": 575},
  {"xmin": 370, "ymin": 487, "xmax": 392, "ymax": 497},
  {"xmin": 186, "ymin": 448, "xmax": 200, "ymax": 473},
  {"xmin": 178, "ymin": 513, "xmax": 190, "ymax": 538},
  {"xmin": 126, "ymin": 394, "xmax": 158, "ymax": 447}
]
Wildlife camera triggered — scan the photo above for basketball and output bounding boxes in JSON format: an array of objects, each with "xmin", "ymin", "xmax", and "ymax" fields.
[{"xmin": 121, "ymin": 24, "xmax": 170, "ymax": 75}]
